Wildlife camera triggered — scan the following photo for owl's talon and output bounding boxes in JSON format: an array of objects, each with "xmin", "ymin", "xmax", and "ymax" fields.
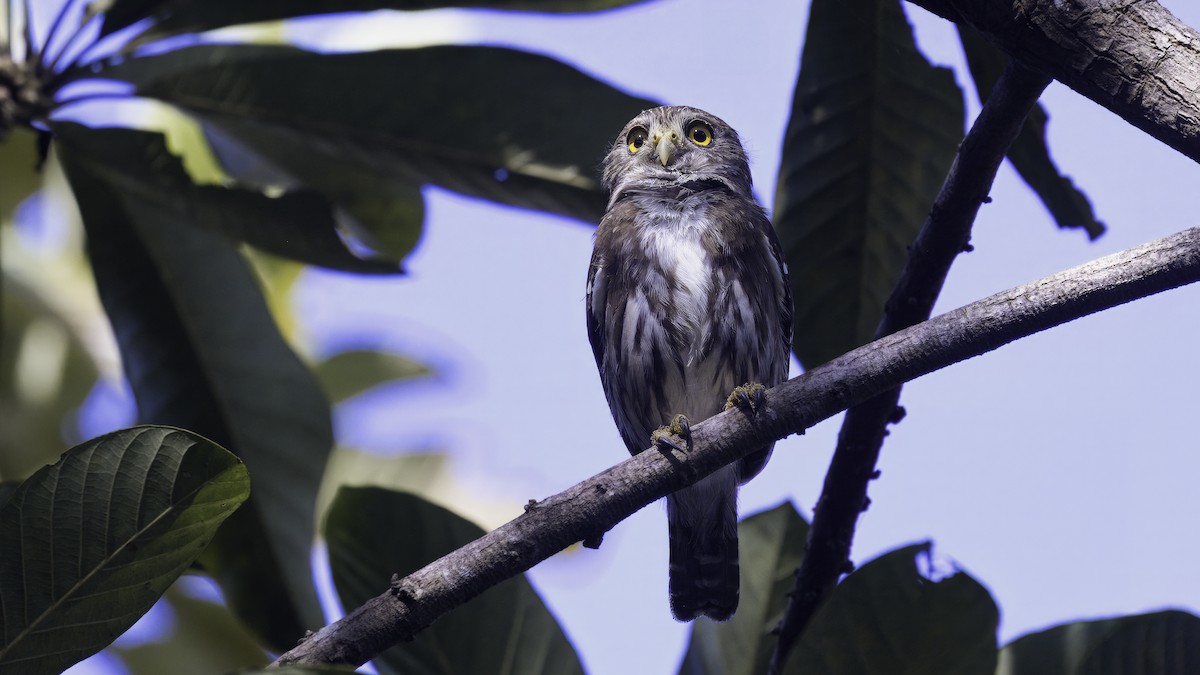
[
  {"xmin": 725, "ymin": 383, "xmax": 768, "ymax": 416},
  {"xmin": 737, "ymin": 390, "xmax": 752, "ymax": 409},
  {"xmin": 652, "ymin": 429, "xmax": 687, "ymax": 453},
  {"xmin": 674, "ymin": 414, "xmax": 692, "ymax": 446},
  {"xmin": 652, "ymin": 413, "xmax": 693, "ymax": 453}
]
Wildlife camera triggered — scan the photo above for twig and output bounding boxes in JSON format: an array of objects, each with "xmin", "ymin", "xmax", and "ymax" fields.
[
  {"xmin": 766, "ymin": 61, "xmax": 1052, "ymax": 673},
  {"xmin": 271, "ymin": 226, "xmax": 1200, "ymax": 669}
]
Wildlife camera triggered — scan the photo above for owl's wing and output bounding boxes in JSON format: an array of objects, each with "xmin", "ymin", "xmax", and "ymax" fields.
[
  {"xmin": 766, "ymin": 214, "xmax": 794, "ymax": 358},
  {"xmin": 587, "ymin": 205, "xmax": 669, "ymax": 455},
  {"xmin": 585, "ymin": 243, "xmax": 607, "ymax": 374},
  {"xmin": 699, "ymin": 195, "xmax": 794, "ymax": 483},
  {"xmin": 705, "ymin": 196, "xmax": 793, "ymax": 385}
]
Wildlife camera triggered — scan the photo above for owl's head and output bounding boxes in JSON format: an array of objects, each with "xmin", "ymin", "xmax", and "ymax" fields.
[{"xmin": 601, "ymin": 105, "xmax": 753, "ymax": 202}]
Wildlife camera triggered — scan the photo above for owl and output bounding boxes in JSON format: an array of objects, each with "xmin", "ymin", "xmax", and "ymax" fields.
[{"xmin": 586, "ymin": 106, "xmax": 793, "ymax": 621}]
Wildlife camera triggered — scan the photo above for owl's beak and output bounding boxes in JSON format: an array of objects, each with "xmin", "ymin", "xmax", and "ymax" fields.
[{"xmin": 653, "ymin": 130, "xmax": 679, "ymax": 166}]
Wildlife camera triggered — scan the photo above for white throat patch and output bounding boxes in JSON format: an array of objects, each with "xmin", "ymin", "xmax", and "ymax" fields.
[{"xmin": 636, "ymin": 196, "xmax": 713, "ymax": 366}]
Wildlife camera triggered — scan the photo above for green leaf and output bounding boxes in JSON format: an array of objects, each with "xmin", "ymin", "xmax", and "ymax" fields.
[
  {"xmin": 0, "ymin": 426, "xmax": 249, "ymax": 674},
  {"xmin": 57, "ymin": 128, "xmax": 332, "ymax": 649},
  {"xmin": 242, "ymin": 250, "xmax": 308, "ymax": 347},
  {"xmin": 774, "ymin": 0, "xmax": 964, "ymax": 369},
  {"xmin": 0, "ymin": 128, "xmax": 44, "ymax": 219},
  {"xmin": 0, "ymin": 482, "xmax": 17, "ymax": 507},
  {"xmin": 332, "ymin": 179, "xmax": 425, "ymax": 263},
  {"xmin": 679, "ymin": 502, "xmax": 809, "ymax": 675},
  {"xmin": 202, "ymin": 121, "xmax": 425, "ymax": 266},
  {"xmin": 100, "ymin": 0, "xmax": 654, "ymax": 40},
  {"xmin": 325, "ymin": 486, "xmax": 584, "ymax": 675},
  {"xmin": 997, "ymin": 610, "xmax": 1200, "ymax": 675},
  {"xmin": 52, "ymin": 122, "xmax": 404, "ymax": 273},
  {"xmin": 784, "ymin": 542, "xmax": 998, "ymax": 675},
  {"xmin": 98, "ymin": 43, "xmax": 656, "ymax": 224},
  {"xmin": 112, "ymin": 584, "xmax": 269, "ymax": 675},
  {"xmin": 957, "ymin": 25, "xmax": 1104, "ymax": 240},
  {"xmin": 313, "ymin": 349, "xmax": 433, "ymax": 405}
]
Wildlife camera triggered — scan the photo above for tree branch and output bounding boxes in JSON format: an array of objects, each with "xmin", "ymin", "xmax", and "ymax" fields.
[
  {"xmin": 907, "ymin": 0, "xmax": 1200, "ymax": 164},
  {"xmin": 767, "ymin": 61, "xmax": 1051, "ymax": 673},
  {"xmin": 272, "ymin": 226, "xmax": 1200, "ymax": 669}
]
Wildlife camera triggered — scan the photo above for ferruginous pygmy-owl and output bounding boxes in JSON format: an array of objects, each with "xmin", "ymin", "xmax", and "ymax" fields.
[{"xmin": 586, "ymin": 106, "xmax": 793, "ymax": 621}]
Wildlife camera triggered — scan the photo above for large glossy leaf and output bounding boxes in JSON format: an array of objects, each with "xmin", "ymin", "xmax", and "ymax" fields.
[
  {"xmin": 97, "ymin": 43, "xmax": 656, "ymax": 224},
  {"xmin": 0, "ymin": 426, "xmax": 249, "ymax": 674},
  {"xmin": 679, "ymin": 502, "xmax": 809, "ymax": 675},
  {"xmin": 784, "ymin": 543, "xmax": 998, "ymax": 675},
  {"xmin": 200, "ymin": 121, "xmax": 426, "ymax": 267},
  {"xmin": 957, "ymin": 25, "xmax": 1104, "ymax": 240},
  {"xmin": 325, "ymin": 486, "xmax": 583, "ymax": 675},
  {"xmin": 997, "ymin": 610, "xmax": 1200, "ymax": 675},
  {"xmin": 53, "ymin": 123, "xmax": 403, "ymax": 273},
  {"xmin": 99, "ymin": 0, "xmax": 655, "ymax": 40},
  {"xmin": 57, "ymin": 125, "xmax": 332, "ymax": 649},
  {"xmin": 774, "ymin": 0, "xmax": 963, "ymax": 369},
  {"xmin": 191, "ymin": 106, "xmax": 426, "ymax": 268}
]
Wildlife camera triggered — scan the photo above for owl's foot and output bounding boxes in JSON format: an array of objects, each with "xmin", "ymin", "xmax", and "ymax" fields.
[
  {"xmin": 652, "ymin": 413, "xmax": 693, "ymax": 453},
  {"xmin": 724, "ymin": 382, "xmax": 768, "ymax": 415}
]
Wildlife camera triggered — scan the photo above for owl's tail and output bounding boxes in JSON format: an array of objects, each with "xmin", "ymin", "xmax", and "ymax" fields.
[{"xmin": 667, "ymin": 465, "xmax": 740, "ymax": 622}]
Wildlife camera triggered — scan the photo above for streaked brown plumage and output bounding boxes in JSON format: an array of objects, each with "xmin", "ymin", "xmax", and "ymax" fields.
[{"xmin": 586, "ymin": 106, "xmax": 793, "ymax": 621}]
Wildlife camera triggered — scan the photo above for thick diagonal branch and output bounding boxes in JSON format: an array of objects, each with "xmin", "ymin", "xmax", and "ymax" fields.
[
  {"xmin": 906, "ymin": 0, "xmax": 1200, "ymax": 165},
  {"xmin": 767, "ymin": 61, "xmax": 1051, "ymax": 673},
  {"xmin": 272, "ymin": 227, "xmax": 1200, "ymax": 669}
]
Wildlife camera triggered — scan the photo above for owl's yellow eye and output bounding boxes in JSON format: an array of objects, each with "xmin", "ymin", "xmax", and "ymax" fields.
[
  {"xmin": 627, "ymin": 126, "xmax": 649, "ymax": 153},
  {"xmin": 687, "ymin": 121, "xmax": 714, "ymax": 147}
]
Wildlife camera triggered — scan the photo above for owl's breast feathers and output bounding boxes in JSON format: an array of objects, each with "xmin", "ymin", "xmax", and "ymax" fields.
[{"xmin": 586, "ymin": 183, "xmax": 792, "ymax": 469}]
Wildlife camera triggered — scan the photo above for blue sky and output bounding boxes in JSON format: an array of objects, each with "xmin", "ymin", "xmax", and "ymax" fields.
[{"xmin": 54, "ymin": 1, "xmax": 1200, "ymax": 673}]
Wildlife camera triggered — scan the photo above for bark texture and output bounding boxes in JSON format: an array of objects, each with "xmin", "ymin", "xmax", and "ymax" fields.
[{"xmin": 909, "ymin": 0, "xmax": 1200, "ymax": 163}]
